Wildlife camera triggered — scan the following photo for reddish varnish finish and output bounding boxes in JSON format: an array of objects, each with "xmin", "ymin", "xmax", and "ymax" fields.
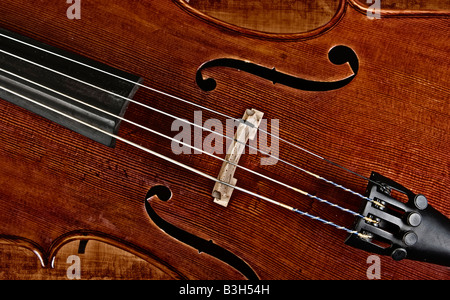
[{"xmin": 0, "ymin": 0, "xmax": 448, "ymax": 279}]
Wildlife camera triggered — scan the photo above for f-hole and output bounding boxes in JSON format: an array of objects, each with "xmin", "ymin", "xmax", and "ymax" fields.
[
  {"xmin": 146, "ymin": 185, "xmax": 172, "ymax": 202},
  {"xmin": 144, "ymin": 185, "xmax": 258, "ymax": 280}
]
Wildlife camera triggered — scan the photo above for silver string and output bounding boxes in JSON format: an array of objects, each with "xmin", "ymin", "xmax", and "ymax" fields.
[
  {"xmin": 0, "ymin": 84, "xmax": 371, "ymax": 239},
  {"xmin": 0, "ymin": 41, "xmax": 379, "ymax": 208},
  {"xmin": 2, "ymin": 32, "xmax": 372, "ymax": 183},
  {"xmin": 0, "ymin": 67, "xmax": 378, "ymax": 224}
]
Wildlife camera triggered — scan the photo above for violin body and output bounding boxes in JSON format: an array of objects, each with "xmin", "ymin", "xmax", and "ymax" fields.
[{"xmin": 0, "ymin": 0, "xmax": 448, "ymax": 279}]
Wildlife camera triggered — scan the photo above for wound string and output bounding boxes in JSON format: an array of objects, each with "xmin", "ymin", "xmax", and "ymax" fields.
[
  {"xmin": 0, "ymin": 32, "xmax": 384, "ymax": 236},
  {"xmin": 0, "ymin": 66, "xmax": 378, "ymax": 224},
  {"xmin": 0, "ymin": 32, "xmax": 382, "ymax": 204},
  {"xmin": 0, "ymin": 43, "xmax": 382, "ymax": 209},
  {"xmin": 0, "ymin": 84, "xmax": 372, "ymax": 239}
]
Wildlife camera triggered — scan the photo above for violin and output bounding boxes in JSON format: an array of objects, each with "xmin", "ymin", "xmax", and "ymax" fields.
[{"xmin": 0, "ymin": 0, "xmax": 449, "ymax": 280}]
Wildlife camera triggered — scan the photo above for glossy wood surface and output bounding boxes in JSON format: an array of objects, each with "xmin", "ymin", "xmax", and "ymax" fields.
[
  {"xmin": 0, "ymin": 0, "xmax": 449, "ymax": 279},
  {"xmin": 187, "ymin": 0, "xmax": 449, "ymax": 34},
  {"xmin": 0, "ymin": 239, "xmax": 176, "ymax": 280}
]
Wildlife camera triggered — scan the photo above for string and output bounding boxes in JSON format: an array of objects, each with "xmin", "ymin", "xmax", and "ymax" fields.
[
  {"xmin": 0, "ymin": 43, "xmax": 382, "ymax": 209},
  {"xmin": 0, "ymin": 84, "xmax": 371, "ymax": 239},
  {"xmin": 0, "ymin": 66, "xmax": 378, "ymax": 224},
  {"xmin": 0, "ymin": 32, "xmax": 381, "ymax": 235},
  {"xmin": 0, "ymin": 32, "xmax": 381, "ymax": 204}
]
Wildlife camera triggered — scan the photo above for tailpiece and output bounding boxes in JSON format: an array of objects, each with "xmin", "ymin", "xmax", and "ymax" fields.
[{"xmin": 346, "ymin": 172, "xmax": 450, "ymax": 267}]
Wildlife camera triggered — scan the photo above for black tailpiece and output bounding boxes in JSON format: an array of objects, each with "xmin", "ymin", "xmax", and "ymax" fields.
[{"xmin": 346, "ymin": 172, "xmax": 450, "ymax": 267}]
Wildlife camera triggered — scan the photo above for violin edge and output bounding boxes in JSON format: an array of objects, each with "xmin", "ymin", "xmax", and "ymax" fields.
[
  {"xmin": 348, "ymin": 0, "xmax": 450, "ymax": 18},
  {"xmin": 174, "ymin": 0, "xmax": 449, "ymax": 42},
  {"xmin": 0, "ymin": 230, "xmax": 187, "ymax": 279},
  {"xmin": 172, "ymin": 0, "xmax": 348, "ymax": 41}
]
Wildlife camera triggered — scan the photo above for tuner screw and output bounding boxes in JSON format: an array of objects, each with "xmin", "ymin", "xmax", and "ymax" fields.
[
  {"xmin": 414, "ymin": 194, "xmax": 428, "ymax": 210},
  {"xmin": 403, "ymin": 231, "xmax": 418, "ymax": 246},
  {"xmin": 407, "ymin": 212, "xmax": 422, "ymax": 227},
  {"xmin": 391, "ymin": 248, "xmax": 407, "ymax": 261}
]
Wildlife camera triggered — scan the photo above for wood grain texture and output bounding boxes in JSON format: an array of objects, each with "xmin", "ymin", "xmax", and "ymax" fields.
[
  {"xmin": 183, "ymin": 0, "xmax": 449, "ymax": 36},
  {"xmin": 353, "ymin": 0, "xmax": 450, "ymax": 10},
  {"xmin": 0, "ymin": 0, "xmax": 449, "ymax": 279},
  {"xmin": 0, "ymin": 239, "xmax": 176, "ymax": 280},
  {"xmin": 184, "ymin": 0, "xmax": 341, "ymax": 33}
]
